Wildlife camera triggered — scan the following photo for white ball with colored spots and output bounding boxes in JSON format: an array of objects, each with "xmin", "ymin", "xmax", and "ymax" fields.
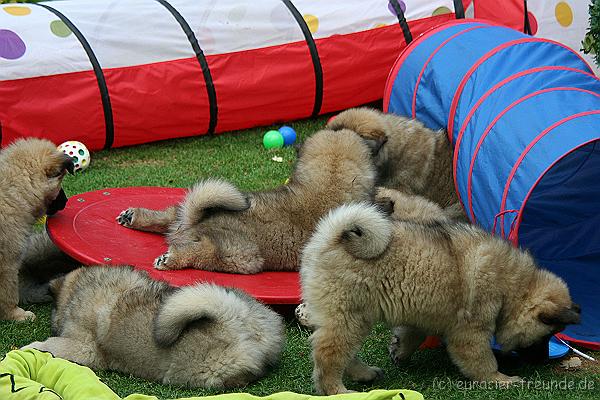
[{"xmin": 58, "ymin": 141, "xmax": 91, "ymax": 172}]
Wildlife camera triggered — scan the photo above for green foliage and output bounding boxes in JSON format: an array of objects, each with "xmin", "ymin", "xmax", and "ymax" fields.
[{"xmin": 584, "ymin": 0, "xmax": 600, "ymax": 66}]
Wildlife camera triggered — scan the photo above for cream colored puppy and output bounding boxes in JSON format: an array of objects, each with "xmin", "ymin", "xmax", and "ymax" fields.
[
  {"xmin": 0, "ymin": 138, "xmax": 73, "ymax": 321},
  {"xmin": 301, "ymin": 203, "xmax": 579, "ymax": 394}
]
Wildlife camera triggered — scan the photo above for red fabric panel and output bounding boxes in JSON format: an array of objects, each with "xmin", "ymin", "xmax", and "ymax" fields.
[
  {"xmin": 472, "ymin": 0, "xmax": 524, "ymax": 30},
  {"xmin": 0, "ymin": 71, "xmax": 105, "ymax": 149},
  {"xmin": 104, "ymin": 58, "xmax": 210, "ymax": 148},
  {"xmin": 0, "ymin": 9, "xmax": 472, "ymax": 150},
  {"xmin": 209, "ymin": 42, "xmax": 314, "ymax": 134},
  {"xmin": 318, "ymin": 14, "xmax": 457, "ymax": 115}
]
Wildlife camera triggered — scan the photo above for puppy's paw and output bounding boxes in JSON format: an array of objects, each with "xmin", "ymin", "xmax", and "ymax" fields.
[
  {"xmin": 489, "ymin": 373, "xmax": 524, "ymax": 388},
  {"xmin": 388, "ymin": 336, "xmax": 411, "ymax": 366},
  {"xmin": 116, "ymin": 208, "xmax": 135, "ymax": 227},
  {"xmin": 295, "ymin": 303, "xmax": 316, "ymax": 330},
  {"xmin": 21, "ymin": 341, "xmax": 47, "ymax": 351},
  {"xmin": 315, "ymin": 384, "xmax": 355, "ymax": 396},
  {"xmin": 354, "ymin": 366, "xmax": 384, "ymax": 383},
  {"xmin": 389, "ymin": 353, "xmax": 406, "ymax": 367},
  {"xmin": 9, "ymin": 307, "xmax": 36, "ymax": 322},
  {"xmin": 154, "ymin": 253, "xmax": 171, "ymax": 270}
]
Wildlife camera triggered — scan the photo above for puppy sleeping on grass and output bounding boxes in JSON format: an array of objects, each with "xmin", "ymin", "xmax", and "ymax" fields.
[
  {"xmin": 24, "ymin": 265, "xmax": 285, "ymax": 389},
  {"xmin": 300, "ymin": 202, "xmax": 580, "ymax": 394}
]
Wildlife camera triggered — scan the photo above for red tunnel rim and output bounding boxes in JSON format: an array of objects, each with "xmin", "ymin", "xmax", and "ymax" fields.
[
  {"xmin": 556, "ymin": 333, "xmax": 600, "ymax": 350},
  {"xmin": 452, "ymin": 66, "xmax": 598, "ymax": 214},
  {"xmin": 447, "ymin": 37, "xmax": 595, "ymax": 144}
]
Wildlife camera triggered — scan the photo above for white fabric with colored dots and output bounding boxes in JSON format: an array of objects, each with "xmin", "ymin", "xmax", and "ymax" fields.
[
  {"xmin": 470, "ymin": 0, "xmax": 597, "ymax": 75},
  {"xmin": 527, "ymin": 0, "xmax": 597, "ymax": 74},
  {"xmin": 2, "ymin": 0, "xmax": 597, "ymax": 82},
  {"xmin": 1, "ymin": 0, "xmax": 463, "ymax": 81},
  {"xmin": 0, "ymin": 5, "xmax": 92, "ymax": 81}
]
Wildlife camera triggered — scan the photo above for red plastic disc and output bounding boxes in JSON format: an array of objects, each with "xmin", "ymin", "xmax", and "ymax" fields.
[{"xmin": 46, "ymin": 187, "xmax": 301, "ymax": 304}]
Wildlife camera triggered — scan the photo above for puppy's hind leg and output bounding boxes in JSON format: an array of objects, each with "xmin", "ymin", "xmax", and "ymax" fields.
[
  {"xmin": 445, "ymin": 327, "xmax": 522, "ymax": 385},
  {"xmin": 117, "ymin": 206, "xmax": 177, "ymax": 233},
  {"xmin": 155, "ymin": 237, "xmax": 264, "ymax": 274},
  {"xmin": 22, "ymin": 337, "xmax": 105, "ymax": 369},
  {"xmin": 389, "ymin": 325, "xmax": 426, "ymax": 366},
  {"xmin": 311, "ymin": 320, "xmax": 374, "ymax": 395}
]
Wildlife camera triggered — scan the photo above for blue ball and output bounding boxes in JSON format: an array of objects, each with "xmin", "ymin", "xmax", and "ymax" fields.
[{"xmin": 279, "ymin": 126, "xmax": 297, "ymax": 146}]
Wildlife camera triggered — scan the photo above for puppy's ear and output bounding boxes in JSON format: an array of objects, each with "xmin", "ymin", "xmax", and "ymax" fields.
[
  {"xmin": 45, "ymin": 154, "xmax": 74, "ymax": 178},
  {"xmin": 539, "ymin": 305, "xmax": 581, "ymax": 326},
  {"xmin": 362, "ymin": 128, "xmax": 387, "ymax": 140},
  {"xmin": 363, "ymin": 137, "xmax": 388, "ymax": 157},
  {"xmin": 293, "ymin": 142, "xmax": 303, "ymax": 157},
  {"xmin": 374, "ymin": 197, "xmax": 395, "ymax": 216}
]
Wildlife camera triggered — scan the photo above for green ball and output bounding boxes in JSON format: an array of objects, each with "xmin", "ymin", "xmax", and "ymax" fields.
[{"xmin": 263, "ymin": 130, "xmax": 284, "ymax": 149}]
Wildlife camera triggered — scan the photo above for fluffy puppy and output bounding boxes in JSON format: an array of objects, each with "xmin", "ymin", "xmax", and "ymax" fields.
[
  {"xmin": 301, "ymin": 203, "xmax": 580, "ymax": 394},
  {"xmin": 327, "ymin": 107, "xmax": 465, "ymax": 220},
  {"xmin": 117, "ymin": 129, "xmax": 378, "ymax": 273},
  {"xmin": 19, "ymin": 231, "xmax": 79, "ymax": 304},
  {"xmin": 0, "ymin": 138, "xmax": 73, "ymax": 321},
  {"xmin": 374, "ymin": 187, "xmax": 449, "ymax": 223},
  {"xmin": 24, "ymin": 265, "xmax": 285, "ymax": 389},
  {"xmin": 295, "ymin": 187, "xmax": 449, "ymax": 330}
]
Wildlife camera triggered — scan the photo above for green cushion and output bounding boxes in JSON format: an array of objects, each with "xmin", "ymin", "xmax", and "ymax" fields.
[
  {"xmin": 1, "ymin": 349, "xmax": 423, "ymax": 400},
  {"xmin": 1, "ymin": 349, "xmax": 119, "ymax": 400}
]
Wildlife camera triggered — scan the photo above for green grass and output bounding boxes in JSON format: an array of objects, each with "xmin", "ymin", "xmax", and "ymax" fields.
[{"xmin": 1, "ymin": 119, "xmax": 599, "ymax": 399}]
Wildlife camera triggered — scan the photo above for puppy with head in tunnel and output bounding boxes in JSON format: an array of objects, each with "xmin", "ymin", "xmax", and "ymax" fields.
[{"xmin": 301, "ymin": 202, "xmax": 580, "ymax": 394}]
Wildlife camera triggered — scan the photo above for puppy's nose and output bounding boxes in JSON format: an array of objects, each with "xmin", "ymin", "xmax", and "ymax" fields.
[
  {"xmin": 62, "ymin": 154, "xmax": 75, "ymax": 175},
  {"xmin": 572, "ymin": 303, "xmax": 581, "ymax": 314}
]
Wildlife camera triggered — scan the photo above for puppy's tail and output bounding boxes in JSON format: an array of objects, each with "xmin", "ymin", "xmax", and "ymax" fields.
[
  {"xmin": 153, "ymin": 284, "xmax": 232, "ymax": 347},
  {"xmin": 310, "ymin": 203, "xmax": 393, "ymax": 260},
  {"xmin": 180, "ymin": 179, "xmax": 250, "ymax": 226}
]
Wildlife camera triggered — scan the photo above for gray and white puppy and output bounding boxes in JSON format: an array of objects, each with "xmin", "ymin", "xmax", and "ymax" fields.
[{"xmin": 24, "ymin": 265, "xmax": 285, "ymax": 389}]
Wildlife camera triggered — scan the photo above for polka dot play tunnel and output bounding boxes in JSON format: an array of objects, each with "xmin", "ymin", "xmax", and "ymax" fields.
[
  {"xmin": 384, "ymin": 20, "xmax": 600, "ymax": 349},
  {"xmin": 0, "ymin": 0, "xmax": 469, "ymax": 150}
]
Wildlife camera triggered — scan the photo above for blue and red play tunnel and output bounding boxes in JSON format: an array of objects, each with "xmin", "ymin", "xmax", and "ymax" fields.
[{"xmin": 384, "ymin": 20, "xmax": 600, "ymax": 349}]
